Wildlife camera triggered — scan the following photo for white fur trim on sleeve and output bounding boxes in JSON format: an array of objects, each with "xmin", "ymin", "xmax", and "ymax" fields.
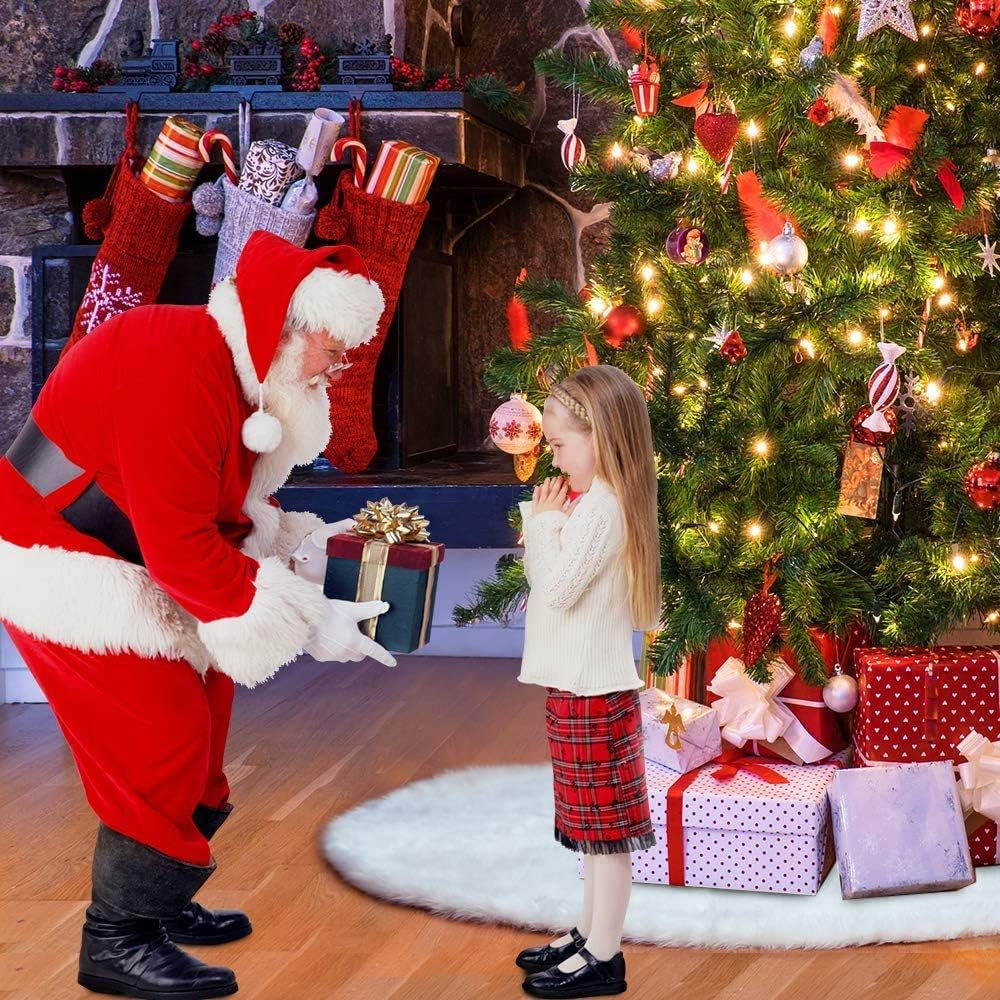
[
  {"xmin": 196, "ymin": 556, "xmax": 328, "ymax": 688},
  {"xmin": 275, "ymin": 509, "xmax": 326, "ymax": 562}
]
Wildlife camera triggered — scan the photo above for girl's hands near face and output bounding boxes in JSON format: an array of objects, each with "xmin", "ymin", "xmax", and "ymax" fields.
[{"xmin": 532, "ymin": 476, "xmax": 569, "ymax": 515}]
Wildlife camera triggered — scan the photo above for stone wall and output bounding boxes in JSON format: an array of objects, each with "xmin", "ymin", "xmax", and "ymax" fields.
[{"xmin": 0, "ymin": 0, "xmax": 621, "ymax": 456}]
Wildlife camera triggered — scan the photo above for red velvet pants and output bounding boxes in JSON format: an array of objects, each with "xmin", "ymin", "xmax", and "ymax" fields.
[{"xmin": 5, "ymin": 624, "xmax": 233, "ymax": 867}]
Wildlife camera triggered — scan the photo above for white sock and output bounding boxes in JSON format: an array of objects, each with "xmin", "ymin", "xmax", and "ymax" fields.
[
  {"xmin": 558, "ymin": 852, "xmax": 631, "ymax": 971},
  {"xmin": 550, "ymin": 855, "xmax": 595, "ymax": 946}
]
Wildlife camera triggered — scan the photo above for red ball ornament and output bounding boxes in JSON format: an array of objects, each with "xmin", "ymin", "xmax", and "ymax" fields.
[
  {"xmin": 851, "ymin": 405, "xmax": 897, "ymax": 447},
  {"xmin": 955, "ymin": 0, "xmax": 1000, "ymax": 36},
  {"xmin": 964, "ymin": 451, "xmax": 1000, "ymax": 510},
  {"xmin": 602, "ymin": 304, "xmax": 646, "ymax": 348}
]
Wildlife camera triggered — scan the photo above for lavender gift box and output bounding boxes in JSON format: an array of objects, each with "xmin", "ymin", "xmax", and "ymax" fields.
[
  {"xmin": 578, "ymin": 753, "xmax": 845, "ymax": 895},
  {"xmin": 828, "ymin": 761, "xmax": 975, "ymax": 899},
  {"xmin": 639, "ymin": 688, "xmax": 721, "ymax": 773}
]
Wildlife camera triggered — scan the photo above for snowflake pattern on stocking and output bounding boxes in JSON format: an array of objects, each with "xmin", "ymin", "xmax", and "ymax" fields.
[{"xmin": 80, "ymin": 262, "xmax": 144, "ymax": 333}]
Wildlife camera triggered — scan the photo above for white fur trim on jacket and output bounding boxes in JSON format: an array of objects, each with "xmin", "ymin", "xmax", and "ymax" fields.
[
  {"xmin": 196, "ymin": 556, "xmax": 327, "ymax": 688},
  {"xmin": 0, "ymin": 536, "xmax": 213, "ymax": 672},
  {"xmin": 240, "ymin": 504, "xmax": 325, "ymax": 564}
]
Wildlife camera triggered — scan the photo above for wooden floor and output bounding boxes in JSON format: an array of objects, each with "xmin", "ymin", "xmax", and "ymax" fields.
[{"xmin": 2, "ymin": 656, "xmax": 999, "ymax": 1000}]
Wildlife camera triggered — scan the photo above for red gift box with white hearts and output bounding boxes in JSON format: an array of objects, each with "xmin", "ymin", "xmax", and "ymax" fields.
[
  {"xmin": 704, "ymin": 628, "xmax": 866, "ymax": 764},
  {"xmin": 853, "ymin": 645, "xmax": 1000, "ymax": 866}
]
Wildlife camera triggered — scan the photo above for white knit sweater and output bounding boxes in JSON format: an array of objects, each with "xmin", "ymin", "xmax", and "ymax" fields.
[{"xmin": 517, "ymin": 475, "xmax": 643, "ymax": 696}]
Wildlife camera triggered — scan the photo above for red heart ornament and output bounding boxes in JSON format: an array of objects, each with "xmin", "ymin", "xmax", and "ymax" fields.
[{"xmin": 694, "ymin": 111, "xmax": 740, "ymax": 163}]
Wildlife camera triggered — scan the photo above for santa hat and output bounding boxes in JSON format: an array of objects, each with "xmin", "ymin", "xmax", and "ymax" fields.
[{"xmin": 234, "ymin": 230, "xmax": 385, "ymax": 453}]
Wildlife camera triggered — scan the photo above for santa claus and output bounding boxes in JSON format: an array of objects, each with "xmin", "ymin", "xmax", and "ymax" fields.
[{"xmin": 0, "ymin": 231, "xmax": 396, "ymax": 999}]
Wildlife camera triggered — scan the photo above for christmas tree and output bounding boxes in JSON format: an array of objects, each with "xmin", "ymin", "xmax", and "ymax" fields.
[{"xmin": 455, "ymin": 0, "xmax": 1000, "ymax": 685}]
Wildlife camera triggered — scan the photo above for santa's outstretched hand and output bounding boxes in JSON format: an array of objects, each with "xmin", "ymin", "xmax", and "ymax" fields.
[
  {"xmin": 290, "ymin": 518, "xmax": 358, "ymax": 584},
  {"xmin": 305, "ymin": 598, "xmax": 396, "ymax": 668}
]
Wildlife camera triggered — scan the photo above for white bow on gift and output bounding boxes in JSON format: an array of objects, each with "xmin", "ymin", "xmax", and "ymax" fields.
[
  {"xmin": 957, "ymin": 731, "xmax": 1000, "ymax": 822},
  {"xmin": 707, "ymin": 656, "xmax": 796, "ymax": 747}
]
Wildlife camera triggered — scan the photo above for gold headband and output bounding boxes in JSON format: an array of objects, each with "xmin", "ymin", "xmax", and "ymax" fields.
[{"xmin": 551, "ymin": 385, "xmax": 591, "ymax": 427}]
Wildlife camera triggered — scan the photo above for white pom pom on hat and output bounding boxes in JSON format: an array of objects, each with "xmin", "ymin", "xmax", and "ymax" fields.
[{"xmin": 233, "ymin": 231, "xmax": 383, "ymax": 453}]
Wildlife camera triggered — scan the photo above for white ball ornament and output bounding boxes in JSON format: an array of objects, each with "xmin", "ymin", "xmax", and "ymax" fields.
[
  {"xmin": 822, "ymin": 664, "xmax": 859, "ymax": 713},
  {"xmin": 768, "ymin": 221, "xmax": 809, "ymax": 276},
  {"xmin": 489, "ymin": 393, "xmax": 543, "ymax": 455}
]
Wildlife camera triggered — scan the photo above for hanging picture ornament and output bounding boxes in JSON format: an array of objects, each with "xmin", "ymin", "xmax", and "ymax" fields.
[
  {"xmin": 742, "ymin": 559, "xmax": 783, "ymax": 669},
  {"xmin": 823, "ymin": 663, "xmax": 860, "ymax": 713},
  {"xmin": 602, "ymin": 303, "xmax": 646, "ymax": 348},
  {"xmin": 767, "ymin": 221, "xmax": 809, "ymax": 276},
  {"xmin": 666, "ymin": 223, "xmax": 710, "ymax": 265},
  {"xmin": 977, "ymin": 234, "xmax": 999, "ymax": 277},
  {"xmin": 705, "ymin": 321, "xmax": 747, "ymax": 363},
  {"xmin": 489, "ymin": 393, "xmax": 543, "ymax": 455},
  {"xmin": 955, "ymin": 0, "xmax": 1000, "ymax": 37},
  {"xmin": 856, "ymin": 0, "xmax": 917, "ymax": 40},
  {"xmin": 851, "ymin": 404, "xmax": 897, "ymax": 447},
  {"xmin": 558, "ymin": 74, "xmax": 587, "ymax": 171},
  {"xmin": 628, "ymin": 58, "xmax": 661, "ymax": 118},
  {"xmin": 862, "ymin": 342, "xmax": 906, "ymax": 435},
  {"xmin": 954, "ymin": 318, "xmax": 980, "ymax": 353},
  {"xmin": 964, "ymin": 450, "xmax": 1000, "ymax": 510}
]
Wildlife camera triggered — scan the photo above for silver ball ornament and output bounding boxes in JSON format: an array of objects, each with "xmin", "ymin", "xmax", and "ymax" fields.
[
  {"xmin": 822, "ymin": 667, "xmax": 859, "ymax": 713},
  {"xmin": 768, "ymin": 221, "xmax": 809, "ymax": 276}
]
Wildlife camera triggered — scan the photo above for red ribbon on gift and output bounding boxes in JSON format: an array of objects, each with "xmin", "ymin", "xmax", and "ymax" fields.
[{"xmin": 665, "ymin": 751, "xmax": 788, "ymax": 886}]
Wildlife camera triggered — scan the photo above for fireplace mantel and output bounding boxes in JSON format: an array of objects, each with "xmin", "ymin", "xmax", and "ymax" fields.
[{"xmin": 0, "ymin": 91, "xmax": 528, "ymax": 187}]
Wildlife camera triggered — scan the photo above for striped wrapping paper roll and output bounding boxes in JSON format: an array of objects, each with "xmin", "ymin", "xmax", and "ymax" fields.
[
  {"xmin": 364, "ymin": 140, "xmax": 440, "ymax": 204},
  {"xmin": 139, "ymin": 116, "xmax": 206, "ymax": 203}
]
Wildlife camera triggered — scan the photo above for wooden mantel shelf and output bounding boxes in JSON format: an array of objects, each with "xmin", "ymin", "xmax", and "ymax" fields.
[{"xmin": 0, "ymin": 91, "xmax": 529, "ymax": 187}]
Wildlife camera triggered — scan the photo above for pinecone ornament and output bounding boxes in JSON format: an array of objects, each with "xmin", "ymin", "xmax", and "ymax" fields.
[{"xmin": 742, "ymin": 561, "xmax": 782, "ymax": 668}]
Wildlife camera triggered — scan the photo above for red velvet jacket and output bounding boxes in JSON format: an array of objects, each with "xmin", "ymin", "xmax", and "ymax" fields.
[{"xmin": 0, "ymin": 282, "xmax": 329, "ymax": 687}]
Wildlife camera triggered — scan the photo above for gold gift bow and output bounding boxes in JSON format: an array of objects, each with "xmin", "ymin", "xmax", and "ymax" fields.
[{"xmin": 350, "ymin": 499, "xmax": 439, "ymax": 642}]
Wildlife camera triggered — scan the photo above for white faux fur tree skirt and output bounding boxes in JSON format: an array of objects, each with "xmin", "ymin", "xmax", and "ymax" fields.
[{"xmin": 322, "ymin": 764, "xmax": 1000, "ymax": 949}]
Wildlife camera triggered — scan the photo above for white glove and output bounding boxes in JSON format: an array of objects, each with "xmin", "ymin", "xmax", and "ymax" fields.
[
  {"xmin": 303, "ymin": 598, "xmax": 397, "ymax": 668},
  {"xmin": 290, "ymin": 518, "xmax": 358, "ymax": 585}
]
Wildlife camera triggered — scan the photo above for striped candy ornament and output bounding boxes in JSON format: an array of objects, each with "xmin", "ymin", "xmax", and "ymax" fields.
[
  {"xmin": 332, "ymin": 137, "xmax": 368, "ymax": 187},
  {"xmin": 557, "ymin": 117, "xmax": 587, "ymax": 170},
  {"xmin": 364, "ymin": 140, "xmax": 440, "ymax": 204},
  {"xmin": 139, "ymin": 116, "xmax": 206, "ymax": 203},
  {"xmin": 861, "ymin": 341, "xmax": 906, "ymax": 434},
  {"xmin": 198, "ymin": 130, "xmax": 238, "ymax": 184}
]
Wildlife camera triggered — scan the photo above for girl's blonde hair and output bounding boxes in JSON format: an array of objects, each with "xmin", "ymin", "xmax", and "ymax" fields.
[{"xmin": 551, "ymin": 365, "xmax": 662, "ymax": 630}]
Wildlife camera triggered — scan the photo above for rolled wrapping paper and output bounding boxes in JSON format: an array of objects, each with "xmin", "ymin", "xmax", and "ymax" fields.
[
  {"xmin": 238, "ymin": 139, "xmax": 303, "ymax": 206},
  {"xmin": 280, "ymin": 109, "xmax": 347, "ymax": 215},
  {"xmin": 140, "ymin": 116, "xmax": 206, "ymax": 203},
  {"xmin": 364, "ymin": 140, "xmax": 440, "ymax": 204}
]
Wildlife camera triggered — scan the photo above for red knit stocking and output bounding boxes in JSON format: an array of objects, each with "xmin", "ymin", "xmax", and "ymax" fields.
[
  {"xmin": 314, "ymin": 171, "xmax": 430, "ymax": 472},
  {"xmin": 62, "ymin": 105, "xmax": 191, "ymax": 358}
]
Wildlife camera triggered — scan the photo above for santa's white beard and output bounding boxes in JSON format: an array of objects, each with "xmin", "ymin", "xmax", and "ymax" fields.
[{"xmin": 256, "ymin": 334, "xmax": 332, "ymax": 480}]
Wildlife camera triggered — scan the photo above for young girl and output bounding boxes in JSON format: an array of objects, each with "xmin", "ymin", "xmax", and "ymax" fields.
[{"xmin": 514, "ymin": 365, "xmax": 661, "ymax": 999}]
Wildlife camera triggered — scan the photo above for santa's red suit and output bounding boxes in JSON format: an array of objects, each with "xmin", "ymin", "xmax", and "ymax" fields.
[{"xmin": 0, "ymin": 232, "xmax": 387, "ymax": 998}]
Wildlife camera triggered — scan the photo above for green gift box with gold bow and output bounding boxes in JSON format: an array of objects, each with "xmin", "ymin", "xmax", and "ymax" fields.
[{"xmin": 323, "ymin": 498, "xmax": 446, "ymax": 653}]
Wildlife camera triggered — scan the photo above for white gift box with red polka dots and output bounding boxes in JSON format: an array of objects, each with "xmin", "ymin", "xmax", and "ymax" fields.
[{"xmin": 577, "ymin": 753, "xmax": 845, "ymax": 894}]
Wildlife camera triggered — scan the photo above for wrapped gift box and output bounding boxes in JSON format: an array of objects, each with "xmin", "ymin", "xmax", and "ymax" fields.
[
  {"xmin": 579, "ymin": 752, "xmax": 844, "ymax": 894},
  {"xmin": 323, "ymin": 506, "xmax": 445, "ymax": 653},
  {"xmin": 239, "ymin": 139, "xmax": 303, "ymax": 206},
  {"xmin": 705, "ymin": 629, "xmax": 865, "ymax": 763},
  {"xmin": 853, "ymin": 645, "xmax": 1000, "ymax": 866},
  {"xmin": 365, "ymin": 140, "xmax": 440, "ymax": 204},
  {"xmin": 828, "ymin": 762, "xmax": 975, "ymax": 898},
  {"xmin": 639, "ymin": 689, "xmax": 721, "ymax": 773}
]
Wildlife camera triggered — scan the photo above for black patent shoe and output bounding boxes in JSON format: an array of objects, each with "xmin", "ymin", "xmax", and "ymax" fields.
[
  {"xmin": 515, "ymin": 926, "xmax": 586, "ymax": 972},
  {"xmin": 522, "ymin": 947, "xmax": 627, "ymax": 998},
  {"xmin": 164, "ymin": 901, "xmax": 253, "ymax": 946},
  {"xmin": 78, "ymin": 900, "xmax": 238, "ymax": 999}
]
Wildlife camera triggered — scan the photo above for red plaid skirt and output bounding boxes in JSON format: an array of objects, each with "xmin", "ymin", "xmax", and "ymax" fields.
[{"xmin": 545, "ymin": 688, "xmax": 656, "ymax": 855}]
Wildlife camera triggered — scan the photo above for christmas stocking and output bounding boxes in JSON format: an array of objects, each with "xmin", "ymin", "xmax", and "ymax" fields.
[
  {"xmin": 314, "ymin": 170, "xmax": 430, "ymax": 472},
  {"xmin": 62, "ymin": 105, "xmax": 193, "ymax": 358}
]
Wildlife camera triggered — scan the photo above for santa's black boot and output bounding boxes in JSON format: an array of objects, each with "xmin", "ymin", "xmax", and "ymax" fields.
[
  {"xmin": 164, "ymin": 805, "xmax": 252, "ymax": 947},
  {"xmin": 77, "ymin": 824, "xmax": 238, "ymax": 999}
]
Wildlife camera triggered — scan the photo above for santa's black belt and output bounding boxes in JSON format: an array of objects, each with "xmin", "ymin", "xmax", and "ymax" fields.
[{"xmin": 5, "ymin": 413, "xmax": 144, "ymax": 566}]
